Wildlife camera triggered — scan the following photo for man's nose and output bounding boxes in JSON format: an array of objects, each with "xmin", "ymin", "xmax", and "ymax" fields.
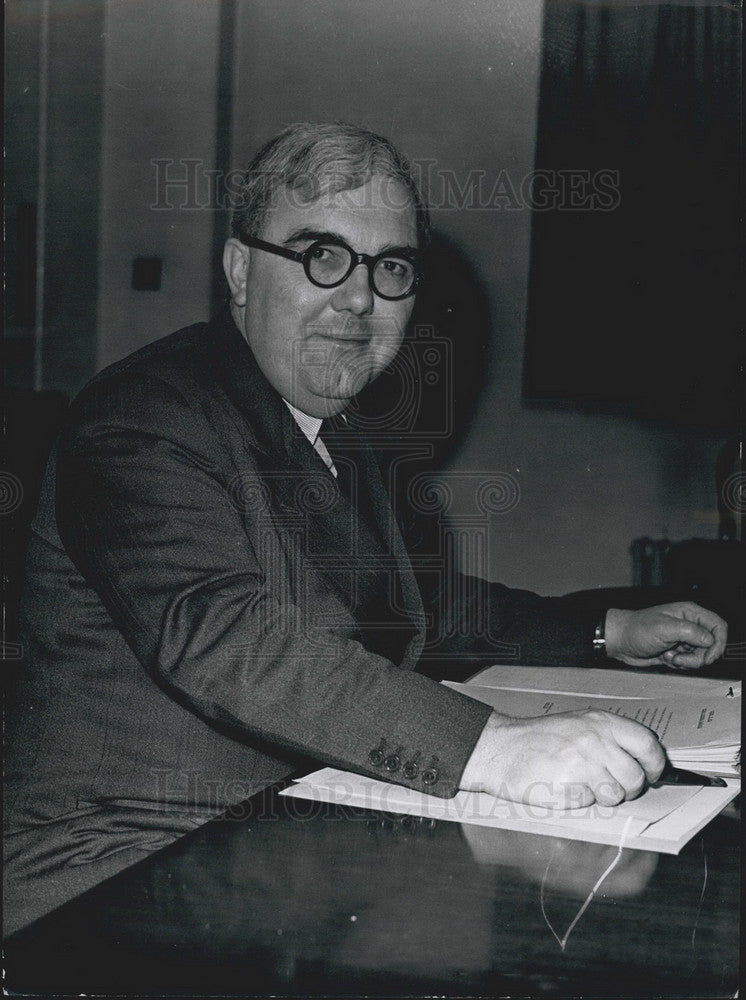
[{"xmin": 330, "ymin": 263, "xmax": 374, "ymax": 315}]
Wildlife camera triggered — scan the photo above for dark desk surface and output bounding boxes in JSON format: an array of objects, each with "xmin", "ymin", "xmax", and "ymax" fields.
[{"xmin": 4, "ymin": 786, "xmax": 740, "ymax": 998}]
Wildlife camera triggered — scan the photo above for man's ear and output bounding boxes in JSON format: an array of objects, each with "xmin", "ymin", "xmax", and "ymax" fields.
[{"xmin": 223, "ymin": 238, "xmax": 251, "ymax": 306}]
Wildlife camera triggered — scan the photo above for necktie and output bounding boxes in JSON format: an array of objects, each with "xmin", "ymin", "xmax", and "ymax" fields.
[
  {"xmin": 319, "ymin": 417, "xmax": 414, "ymax": 664},
  {"xmin": 319, "ymin": 415, "xmax": 354, "ymax": 496}
]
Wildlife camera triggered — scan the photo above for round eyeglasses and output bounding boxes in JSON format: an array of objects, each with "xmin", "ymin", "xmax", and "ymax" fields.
[{"xmin": 241, "ymin": 236, "xmax": 420, "ymax": 301}]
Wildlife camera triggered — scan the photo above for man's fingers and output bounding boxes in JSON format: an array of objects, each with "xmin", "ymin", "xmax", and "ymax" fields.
[
  {"xmin": 662, "ymin": 617, "xmax": 716, "ymax": 649},
  {"xmin": 569, "ymin": 712, "xmax": 663, "ymax": 804},
  {"xmin": 707, "ymin": 620, "xmax": 728, "ymax": 662},
  {"xmin": 690, "ymin": 605, "xmax": 728, "ymax": 632},
  {"xmin": 604, "ymin": 714, "xmax": 666, "ymax": 783},
  {"xmin": 666, "ymin": 628, "xmax": 727, "ymax": 667},
  {"xmin": 601, "ymin": 745, "xmax": 648, "ymax": 800},
  {"xmin": 545, "ymin": 770, "xmax": 626, "ymax": 809},
  {"xmin": 571, "ymin": 759, "xmax": 639, "ymax": 807},
  {"xmin": 662, "ymin": 603, "xmax": 728, "ymax": 662},
  {"xmin": 668, "ymin": 648, "xmax": 708, "ymax": 670},
  {"xmin": 589, "ymin": 771, "xmax": 627, "ymax": 807},
  {"xmin": 660, "ymin": 611, "xmax": 728, "ymax": 668}
]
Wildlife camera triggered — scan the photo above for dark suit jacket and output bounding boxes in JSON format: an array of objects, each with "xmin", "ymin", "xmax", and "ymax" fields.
[{"xmin": 4, "ymin": 309, "xmax": 594, "ymax": 930}]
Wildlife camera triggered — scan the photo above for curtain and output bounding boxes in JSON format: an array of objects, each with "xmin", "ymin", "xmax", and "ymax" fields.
[{"xmin": 523, "ymin": 0, "xmax": 742, "ymax": 427}]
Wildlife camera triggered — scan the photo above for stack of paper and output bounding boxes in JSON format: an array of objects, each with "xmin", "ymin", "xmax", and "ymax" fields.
[
  {"xmin": 280, "ymin": 666, "xmax": 740, "ymax": 853},
  {"xmin": 281, "ymin": 767, "xmax": 739, "ymax": 854},
  {"xmin": 451, "ymin": 666, "xmax": 741, "ymax": 778}
]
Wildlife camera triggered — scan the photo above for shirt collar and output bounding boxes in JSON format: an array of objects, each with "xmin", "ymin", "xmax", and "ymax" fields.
[{"xmin": 282, "ymin": 400, "xmax": 323, "ymax": 445}]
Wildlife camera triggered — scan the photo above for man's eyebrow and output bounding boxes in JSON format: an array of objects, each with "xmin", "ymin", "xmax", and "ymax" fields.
[
  {"xmin": 283, "ymin": 227, "xmax": 418, "ymax": 256},
  {"xmin": 283, "ymin": 228, "xmax": 346, "ymax": 247}
]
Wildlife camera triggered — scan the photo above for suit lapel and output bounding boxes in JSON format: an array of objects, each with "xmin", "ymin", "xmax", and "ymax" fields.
[
  {"xmin": 205, "ymin": 308, "xmax": 425, "ymax": 664},
  {"xmin": 206, "ymin": 307, "xmax": 293, "ymax": 465},
  {"xmin": 311, "ymin": 423, "xmax": 425, "ymax": 656}
]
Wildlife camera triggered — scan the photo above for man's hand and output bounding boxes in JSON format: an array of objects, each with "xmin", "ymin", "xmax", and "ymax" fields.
[
  {"xmin": 605, "ymin": 602, "xmax": 727, "ymax": 669},
  {"xmin": 459, "ymin": 709, "xmax": 666, "ymax": 809}
]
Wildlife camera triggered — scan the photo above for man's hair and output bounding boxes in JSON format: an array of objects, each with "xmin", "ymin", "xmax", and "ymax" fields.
[{"xmin": 231, "ymin": 121, "xmax": 430, "ymax": 247}]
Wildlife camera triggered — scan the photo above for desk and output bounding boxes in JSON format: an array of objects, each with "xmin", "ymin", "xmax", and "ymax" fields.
[{"xmin": 4, "ymin": 786, "xmax": 739, "ymax": 998}]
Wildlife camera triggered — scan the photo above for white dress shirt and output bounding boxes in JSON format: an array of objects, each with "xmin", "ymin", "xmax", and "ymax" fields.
[{"xmin": 283, "ymin": 399, "xmax": 337, "ymax": 477}]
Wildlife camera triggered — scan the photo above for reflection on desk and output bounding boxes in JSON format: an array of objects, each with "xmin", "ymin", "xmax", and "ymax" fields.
[{"xmin": 4, "ymin": 788, "xmax": 740, "ymax": 998}]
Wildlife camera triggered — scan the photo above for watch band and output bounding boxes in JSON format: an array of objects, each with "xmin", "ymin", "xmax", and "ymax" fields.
[{"xmin": 592, "ymin": 620, "xmax": 606, "ymax": 654}]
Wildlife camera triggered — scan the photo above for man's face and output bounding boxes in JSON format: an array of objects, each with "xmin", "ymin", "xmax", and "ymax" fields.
[{"xmin": 224, "ymin": 174, "xmax": 418, "ymax": 417}]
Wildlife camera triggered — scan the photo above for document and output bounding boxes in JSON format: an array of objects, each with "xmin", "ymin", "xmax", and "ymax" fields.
[
  {"xmin": 281, "ymin": 666, "xmax": 740, "ymax": 853},
  {"xmin": 446, "ymin": 665, "xmax": 741, "ymax": 778},
  {"xmin": 281, "ymin": 767, "xmax": 739, "ymax": 854},
  {"xmin": 466, "ymin": 664, "xmax": 740, "ymax": 700}
]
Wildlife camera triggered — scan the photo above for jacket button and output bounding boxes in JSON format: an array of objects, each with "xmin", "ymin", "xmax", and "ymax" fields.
[
  {"xmin": 384, "ymin": 754, "xmax": 401, "ymax": 773},
  {"xmin": 422, "ymin": 768, "xmax": 439, "ymax": 786},
  {"xmin": 403, "ymin": 761, "xmax": 419, "ymax": 779},
  {"xmin": 369, "ymin": 749, "xmax": 384, "ymax": 766}
]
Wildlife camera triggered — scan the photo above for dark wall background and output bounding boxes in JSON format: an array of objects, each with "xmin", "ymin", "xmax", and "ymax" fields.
[
  {"xmin": 525, "ymin": 1, "xmax": 742, "ymax": 430},
  {"xmin": 4, "ymin": 0, "xmax": 741, "ymax": 594}
]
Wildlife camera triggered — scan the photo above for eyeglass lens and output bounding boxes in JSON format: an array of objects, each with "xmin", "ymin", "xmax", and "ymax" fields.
[{"xmin": 305, "ymin": 243, "xmax": 416, "ymax": 298}]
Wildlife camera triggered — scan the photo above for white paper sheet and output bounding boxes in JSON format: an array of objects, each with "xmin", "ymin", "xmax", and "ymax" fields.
[
  {"xmin": 445, "ymin": 669, "xmax": 741, "ymax": 777},
  {"xmin": 281, "ymin": 767, "xmax": 740, "ymax": 854}
]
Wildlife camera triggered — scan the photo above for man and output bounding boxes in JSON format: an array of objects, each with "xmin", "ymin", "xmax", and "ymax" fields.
[{"xmin": 4, "ymin": 122, "xmax": 727, "ymax": 934}]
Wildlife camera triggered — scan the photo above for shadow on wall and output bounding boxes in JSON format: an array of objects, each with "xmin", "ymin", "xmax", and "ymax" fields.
[{"xmin": 357, "ymin": 231, "xmax": 492, "ymax": 470}]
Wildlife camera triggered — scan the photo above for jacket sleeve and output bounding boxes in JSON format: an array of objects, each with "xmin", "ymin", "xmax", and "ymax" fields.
[
  {"xmin": 55, "ymin": 371, "xmax": 492, "ymax": 799},
  {"xmin": 393, "ymin": 485, "xmax": 598, "ymax": 680},
  {"xmin": 421, "ymin": 572, "xmax": 598, "ymax": 679}
]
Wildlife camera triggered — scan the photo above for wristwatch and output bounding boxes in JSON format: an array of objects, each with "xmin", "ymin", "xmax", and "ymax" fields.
[{"xmin": 592, "ymin": 619, "xmax": 606, "ymax": 655}]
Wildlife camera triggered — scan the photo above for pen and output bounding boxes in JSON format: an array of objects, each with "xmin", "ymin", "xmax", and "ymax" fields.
[{"xmin": 655, "ymin": 763, "xmax": 727, "ymax": 787}]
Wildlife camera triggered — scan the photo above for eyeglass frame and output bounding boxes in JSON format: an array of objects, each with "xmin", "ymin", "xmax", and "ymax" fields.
[{"xmin": 239, "ymin": 235, "xmax": 422, "ymax": 301}]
